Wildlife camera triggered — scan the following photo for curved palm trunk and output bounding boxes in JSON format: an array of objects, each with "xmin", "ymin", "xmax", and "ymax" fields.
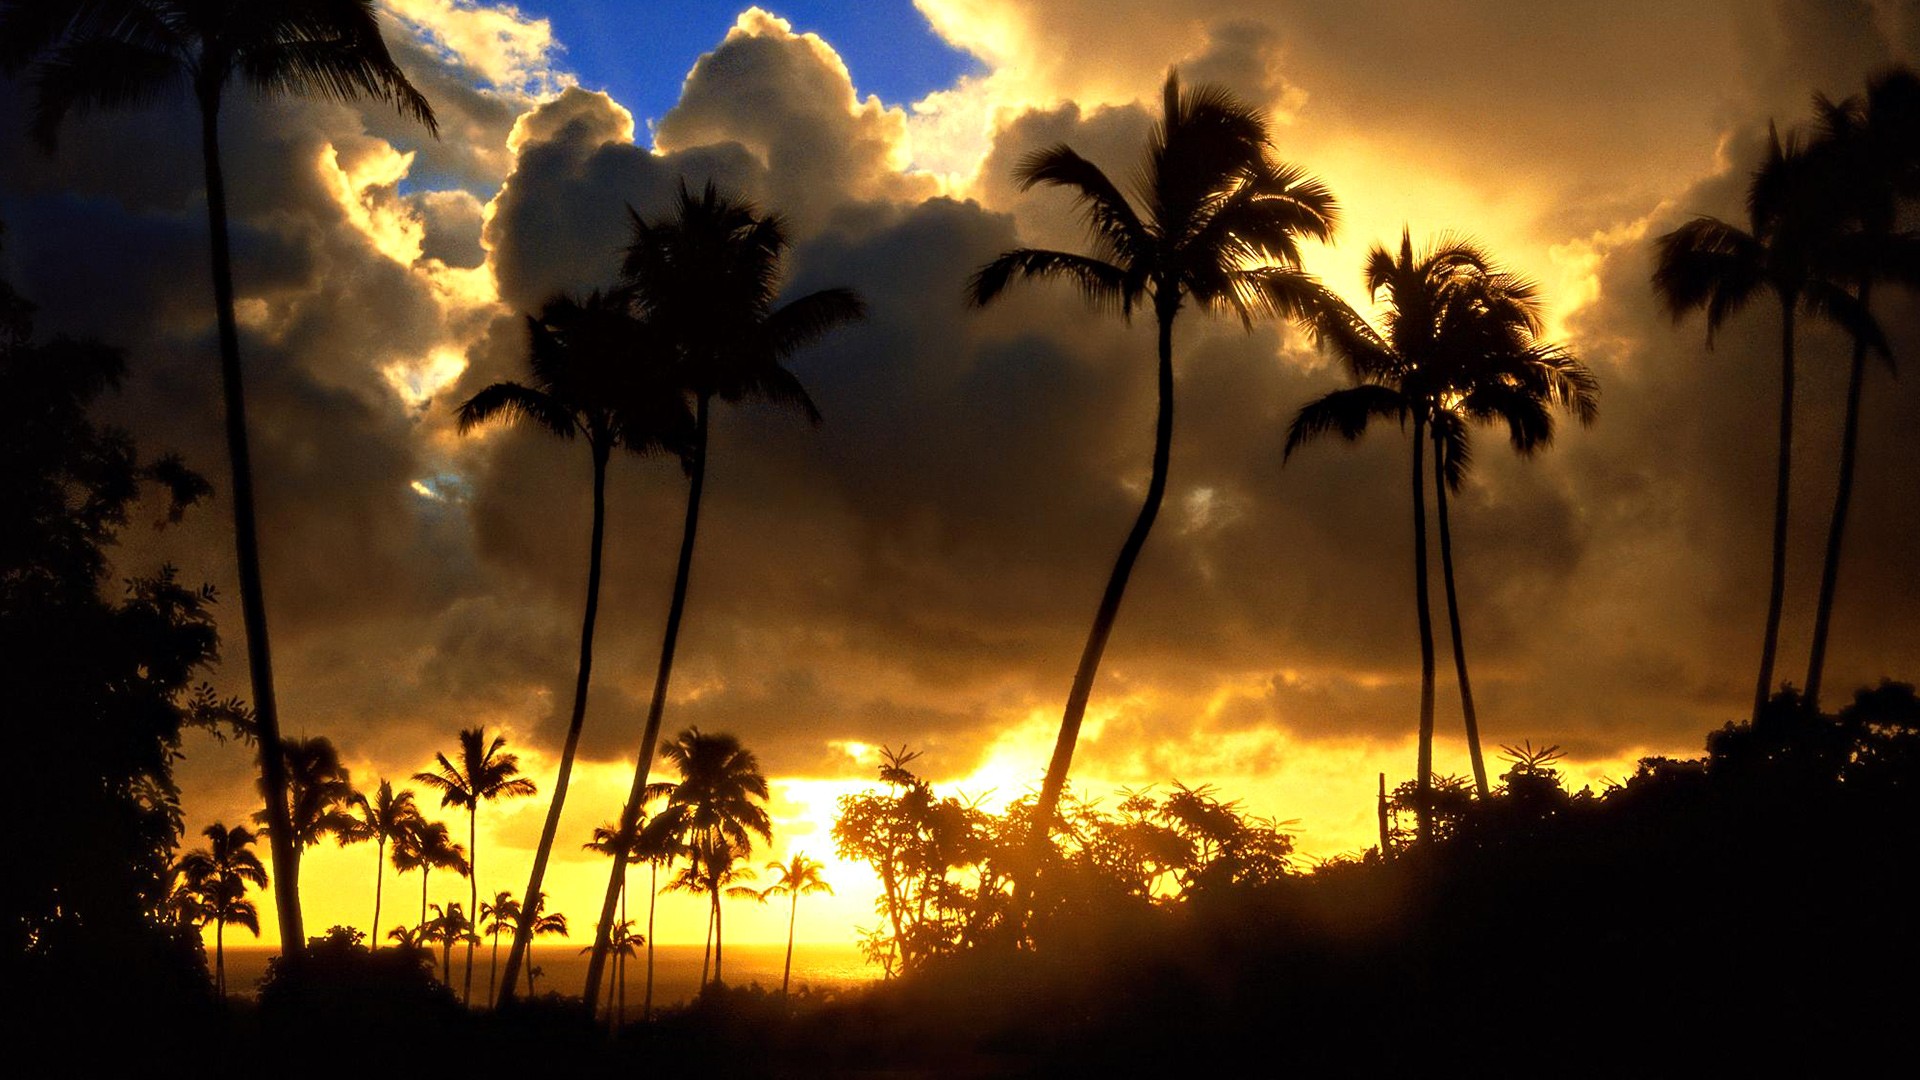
[
  {"xmin": 1432, "ymin": 432, "xmax": 1490, "ymax": 797},
  {"xmin": 1411, "ymin": 416, "xmax": 1437, "ymax": 844},
  {"xmin": 585, "ymin": 394, "xmax": 712, "ymax": 1009},
  {"xmin": 1805, "ymin": 285, "xmax": 1871, "ymax": 710},
  {"xmin": 782, "ymin": 890, "xmax": 798, "ymax": 997},
  {"xmin": 1754, "ymin": 301, "xmax": 1797, "ymax": 720},
  {"xmin": 464, "ymin": 808, "xmax": 476, "ymax": 1005},
  {"xmin": 198, "ymin": 83, "xmax": 301, "ymax": 957},
  {"xmin": 1025, "ymin": 305, "xmax": 1178, "ymax": 897},
  {"xmin": 371, "ymin": 839, "xmax": 386, "ymax": 945},
  {"xmin": 497, "ymin": 445, "xmax": 610, "ymax": 1004},
  {"xmin": 644, "ymin": 861, "xmax": 658, "ymax": 1020},
  {"xmin": 712, "ymin": 886, "xmax": 724, "ymax": 986}
]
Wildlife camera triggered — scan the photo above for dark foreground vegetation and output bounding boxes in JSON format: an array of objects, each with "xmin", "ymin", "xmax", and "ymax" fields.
[{"xmin": 13, "ymin": 680, "xmax": 1918, "ymax": 1076}]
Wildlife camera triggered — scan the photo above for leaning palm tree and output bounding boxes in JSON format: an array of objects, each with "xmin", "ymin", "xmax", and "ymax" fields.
[
  {"xmin": 1, "ymin": 0, "xmax": 437, "ymax": 954},
  {"xmin": 460, "ymin": 293, "xmax": 692, "ymax": 1009},
  {"xmin": 575, "ymin": 183, "xmax": 864, "ymax": 1010},
  {"xmin": 762, "ymin": 854, "xmax": 833, "ymax": 997},
  {"xmin": 350, "ymin": 779, "xmax": 422, "ymax": 943},
  {"xmin": 413, "ymin": 728, "xmax": 536, "ymax": 1004},
  {"xmin": 966, "ymin": 69, "xmax": 1337, "ymax": 874},
  {"xmin": 390, "ymin": 818, "xmax": 467, "ymax": 940},
  {"xmin": 1653, "ymin": 125, "xmax": 1862, "ymax": 720},
  {"xmin": 1285, "ymin": 231, "xmax": 1592, "ymax": 830},
  {"xmin": 1802, "ymin": 68, "xmax": 1920, "ymax": 707},
  {"xmin": 174, "ymin": 822, "xmax": 268, "ymax": 999}
]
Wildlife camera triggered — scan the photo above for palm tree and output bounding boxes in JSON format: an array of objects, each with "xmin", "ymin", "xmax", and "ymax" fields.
[
  {"xmin": 1, "ymin": 0, "xmax": 437, "ymax": 954},
  {"xmin": 413, "ymin": 728, "xmax": 535, "ymax": 1004},
  {"xmin": 1653, "ymin": 125, "xmax": 1861, "ymax": 720},
  {"xmin": 173, "ymin": 822, "xmax": 267, "ymax": 999},
  {"xmin": 460, "ymin": 293, "xmax": 693, "ymax": 1009},
  {"xmin": 255, "ymin": 735, "xmax": 359, "ymax": 850},
  {"xmin": 577, "ymin": 182, "xmax": 864, "ymax": 1009},
  {"xmin": 966, "ymin": 69, "xmax": 1336, "ymax": 873},
  {"xmin": 644, "ymin": 729, "xmax": 771, "ymax": 987},
  {"xmin": 633, "ymin": 811, "xmax": 682, "ymax": 1019},
  {"xmin": 390, "ymin": 818, "xmax": 467, "ymax": 938},
  {"xmin": 424, "ymin": 902, "xmax": 474, "ymax": 985},
  {"xmin": 512, "ymin": 892, "xmax": 567, "ymax": 997},
  {"xmin": 579, "ymin": 920, "xmax": 640, "ymax": 1027},
  {"xmin": 350, "ymin": 779, "xmax": 421, "ymax": 943},
  {"xmin": 1285, "ymin": 231, "xmax": 1593, "ymax": 829},
  {"xmin": 1802, "ymin": 68, "xmax": 1920, "ymax": 707},
  {"xmin": 478, "ymin": 890, "xmax": 515, "ymax": 1007},
  {"xmin": 762, "ymin": 854, "xmax": 833, "ymax": 997}
]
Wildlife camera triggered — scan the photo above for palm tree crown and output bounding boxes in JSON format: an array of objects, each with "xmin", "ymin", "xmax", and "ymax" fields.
[{"xmin": 413, "ymin": 727, "xmax": 534, "ymax": 1005}]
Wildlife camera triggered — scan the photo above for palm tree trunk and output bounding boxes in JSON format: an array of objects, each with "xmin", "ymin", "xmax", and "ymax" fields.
[
  {"xmin": 783, "ymin": 891, "xmax": 798, "ymax": 997},
  {"xmin": 499, "ymin": 445, "xmax": 611, "ymax": 1004},
  {"xmin": 525, "ymin": 939, "xmax": 535, "ymax": 996},
  {"xmin": 464, "ymin": 809, "xmax": 476, "ymax": 1005},
  {"xmin": 617, "ymin": 880, "xmax": 627, "ymax": 1026},
  {"xmin": 419, "ymin": 869, "xmax": 429, "ymax": 934},
  {"xmin": 1754, "ymin": 299, "xmax": 1797, "ymax": 720},
  {"xmin": 1432, "ymin": 431, "xmax": 1490, "ymax": 797},
  {"xmin": 215, "ymin": 920, "xmax": 226, "ymax": 1000},
  {"xmin": 586, "ymin": 394, "xmax": 712, "ymax": 1007},
  {"xmin": 644, "ymin": 861, "xmax": 657, "ymax": 1020},
  {"xmin": 1025, "ymin": 303, "xmax": 1178, "ymax": 898},
  {"xmin": 198, "ymin": 82, "xmax": 302, "ymax": 957},
  {"xmin": 1411, "ymin": 415, "xmax": 1437, "ymax": 844},
  {"xmin": 371, "ymin": 839, "xmax": 385, "ymax": 945},
  {"xmin": 712, "ymin": 886, "xmax": 724, "ymax": 986},
  {"xmin": 1805, "ymin": 284, "xmax": 1870, "ymax": 710},
  {"xmin": 488, "ymin": 926, "xmax": 500, "ymax": 1007},
  {"xmin": 701, "ymin": 900, "xmax": 714, "ymax": 986}
]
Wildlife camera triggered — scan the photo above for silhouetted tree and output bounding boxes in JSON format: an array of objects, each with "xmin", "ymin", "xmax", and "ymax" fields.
[
  {"xmin": 174, "ymin": 822, "xmax": 268, "ymax": 998},
  {"xmin": 478, "ymin": 889, "xmax": 516, "ymax": 1007},
  {"xmin": 967, "ymin": 69, "xmax": 1336, "ymax": 883},
  {"xmin": 1287, "ymin": 232, "xmax": 1590, "ymax": 821},
  {"xmin": 424, "ymin": 902, "xmax": 474, "ymax": 985},
  {"xmin": 510, "ymin": 892, "xmax": 567, "ymax": 997},
  {"xmin": 390, "ymin": 818, "xmax": 466, "ymax": 940},
  {"xmin": 414, "ymin": 727, "xmax": 535, "ymax": 1004},
  {"xmin": 351, "ymin": 779, "xmax": 422, "ymax": 945},
  {"xmin": 581, "ymin": 185, "xmax": 863, "ymax": 1008},
  {"xmin": 1801, "ymin": 68, "xmax": 1920, "ymax": 707},
  {"xmin": 644, "ymin": 728, "xmax": 772, "ymax": 988},
  {"xmin": 0, "ymin": 0, "xmax": 437, "ymax": 952},
  {"xmin": 762, "ymin": 854, "xmax": 833, "ymax": 997},
  {"xmin": 1653, "ymin": 126, "xmax": 1868, "ymax": 721},
  {"xmin": 459, "ymin": 292, "xmax": 692, "ymax": 1008},
  {"xmin": 256, "ymin": 735, "xmax": 358, "ymax": 850}
]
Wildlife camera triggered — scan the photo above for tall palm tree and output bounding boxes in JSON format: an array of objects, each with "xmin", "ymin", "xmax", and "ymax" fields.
[
  {"xmin": 1, "ymin": 0, "xmax": 436, "ymax": 954},
  {"xmin": 424, "ymin": 901, "xmax": 474, "ymax": 985},
  {"xmin": 1285, "ymin": 232, "xmax": 1592, "ymax": 828},
  {"xmin": 762, "ymin": 853, "xmax": 833, "ymax": 997},
  {"xmin": 645, "ymin": 729, "xmax": 770, "ymax": 987},
  {"xmin": 413, "ymin": 728, "xmax": 535, "ymax": 1004},
  {"xmin": 1653, "ymin": 125, "xmax": 1861, "ymax": 720},
  {"xmin": 579, "ymin": 920, "xmax": 640, "ymax": 1027},
  {"xmin": 173, "ymin": 822, "xmax": 267, "ymax": 999},
  {"xmin": 1802, "ymin": 68, "xmax": 1920, "ymax": 707},
  {"xmin": 633, "ymin": 811, "xmax": 682, "ymax": 1019},
  {"xmin": 389, "ymin": 818, "xmax": 466, "ymax": 942},
  {"xmin": 254, "ymin": 735, "xmax": 359, "ymax": 850},
  {"xmin": 478, "ymin": 890, "xmax": 515, "ymax": 1007},
  {"xmin": 350, "ymin": 779, "xmax": 421, "ymax": 943},
  {"xmin": 511, "ymin": 892, "xmax": 567, "ymax": 997},
  {"xmin": 460, "ymin": 293, "xmax": 692, "ymax": 1008},
  {"xmin": 966, "ymin": 69, "xmax": 1336, "ymax": 873},
  {"xmin": 576, "ymin": 183, "xmax": 864, "ymax": 1009}
]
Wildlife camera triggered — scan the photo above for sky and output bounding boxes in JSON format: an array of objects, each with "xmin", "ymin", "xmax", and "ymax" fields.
[{"xmin": 3, "ymin": 0, "xmax": 1919, "ymax": 955}]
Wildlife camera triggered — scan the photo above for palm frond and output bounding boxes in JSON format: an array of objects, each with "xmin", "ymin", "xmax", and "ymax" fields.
[
  {"xmin": 1284, "ymin": 384, "xmax": 1408, "ymax": 459},
  {"xmin": 966, "ymin": 248, "xmax": 1136, "ymax": 315},
  {"xmin": 26, "ymin": 35, "xmax": 183, "ymax": 149},
  {"xmin": 456, "ymin": 377, "xmax": 578, "ymax": 439},
  {"xmin": 1014, "ymin": 144, "xmax": 1150, "ymax": 261}
]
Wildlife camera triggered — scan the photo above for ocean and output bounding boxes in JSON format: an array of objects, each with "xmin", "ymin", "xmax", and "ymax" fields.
[{"xmin": 216, "ymin": 941, "xmax": 878, "ymax": 1008}]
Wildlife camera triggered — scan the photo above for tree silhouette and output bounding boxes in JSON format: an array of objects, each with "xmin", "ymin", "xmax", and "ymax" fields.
[
  {"xmin": 508, "ymin": 892, "xmax": 567, "ymax": 997},
  {"xmin": 578, "ymin": 182, "xmax": 863, "ymax": 1009},
  {"xmin": 389, "ymin": 818, "xmax": 466, "ymax": 943},
  {"xmin": 477, "ymin": 889, "xmax": 515, "ymax": 1007},
  {"xmin": 349, "ymin": 779, "xmax": 421, "ymax": 945},
  {"xmin": 645, "ymin": 728, "xmax": 771, "ymax": 988},
  {"xmin": 1801, "ymin": 68, "xmax": 1920, "ymax": 707},
  {"xmin": 173, "ymin": 822, "xmax": 267, "ymax": 999},
  {"xmin": 424, "ymin": 902, "xmax": 474, "ymax": 985},
  {"xmin": 966, "ymin": 69, "xmax": 1336, "ymax": 881},
  {"xmin": 1, "ymin": 0, "xmax": 437, "ymax": 954},
  {"xmin": 413, "ymin": 727, "xmax": 534, "ymax": 1005},
  {"xmin": 1285, "ymin": 232, "xmax": 1590, "ymax": 829},
  {"xmin": 459, "ymin": 291, "xmax": 692, "ymax": 1009},
  {"xmin": 256, "ymin": 735, "xmax": 359, "ymax": 850},
  {"xmin": 1653, "ymin": 126, "xmax": 1868, "ymax": 721},
  {"xmin": 762, "ymin": 853, "xmax": 833, "ymax": 997}
]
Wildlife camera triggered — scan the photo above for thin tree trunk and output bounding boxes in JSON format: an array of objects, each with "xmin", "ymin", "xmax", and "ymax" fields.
[
  {"xmin": 1805, "ymin": 284, "xmax": 1871, "ymax": 710},
  {"xmin": 499, "ymin": 445, "xmax": 611, "ymax": 1003},
  {"xmin": 1411, "ymin": 415, "xmax": 1437, "ymax": 844},
  {"xmin": 371, "ymin": 839, "xmax": 385, "ymax": 945},
  {"xmin": 419, "ymin": 869, "xmax": 429, "ymax": 934},
  {"xmin": 1024, "ymin": 303, "xmax": 1178, "ymax": 900},
  {"xmin": 617, "ymin": 879, "xmax": 627, "ymax": 1027},
  {"xmin": 783, "ymin": 891, "xmax": 798, "ymax": 997},
  {"xmin": 586, "ymin": 395, "xmax": 712, "ymax": 1008},
  {"xmin": 1432, "ymin": 431, "xmax": 1489, "ymax": 797},
  {"xmin": 525, "ymin": 938, "xmax": 535, "ymax": 996},
  {"xmin": 215, "ymin": 920, "xmax": 226, "ymax": 1000},
  {"xmin": 644, "ymin": 861, "xmax": 657, "ymax": 1020},
  {"xmin": 1754, "ymin": 299, "xmax": 1797, "ymax": 720},
  {"xmin": 488, "ymin": 926, "xmax": 499, "ymax": 1007},
  {"xmin": 1377, "ymin": 772, "xmax": 1391, "ymax": 858},
  {"xmin": 701, "ymin": 899, "xmax": 714, "ymax": 986},
  {"xmin": 712, "ymin": 886, "xmax": 724, "ymax": 986},
  {"xmin": 198, "ymin": 83, "xmax": 301, "ymax": 956},
  {"xmin": 464, "ymin": 809, "xmax": 476, "ymax": 1005}
]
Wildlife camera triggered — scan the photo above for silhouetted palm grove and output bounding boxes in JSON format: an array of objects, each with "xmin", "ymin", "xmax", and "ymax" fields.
[{"xmin": 4, "ymin": 10, "xmax": 1919, "ymax": 1071}]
